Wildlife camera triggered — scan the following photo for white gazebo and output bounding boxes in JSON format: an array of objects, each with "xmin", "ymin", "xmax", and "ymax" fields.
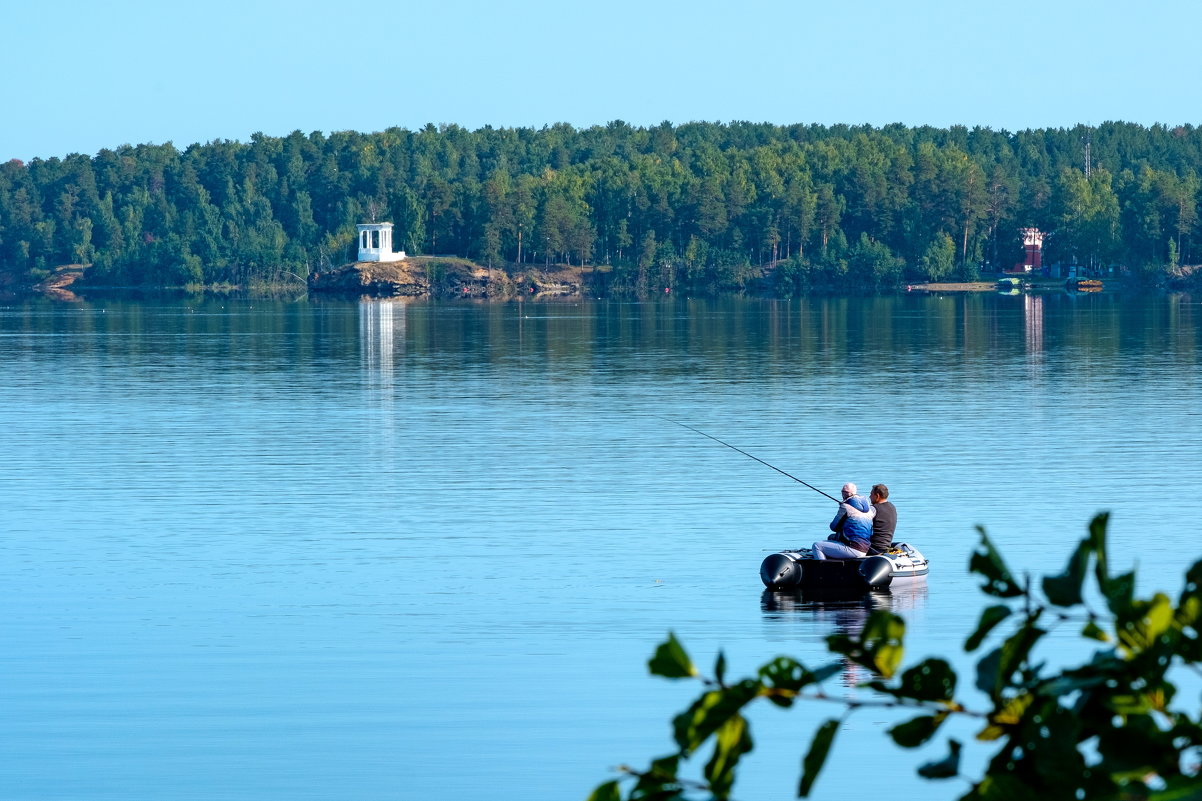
[{"xmin": 357, "ymin": 222, "xmax": 406, "ymax": 262}]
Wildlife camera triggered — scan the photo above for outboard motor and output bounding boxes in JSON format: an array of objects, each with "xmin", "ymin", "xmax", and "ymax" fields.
[
  {"xmin": 858, "ymin": 555, "xmax": 894, "ymax": 589},
  {"xmin": 760, "ymin": 553, "xmax": 802, "ymax": 587}
]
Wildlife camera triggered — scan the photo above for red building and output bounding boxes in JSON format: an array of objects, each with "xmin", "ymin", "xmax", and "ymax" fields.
[{"xmin": 1012, "ymin": 227, "xmax": 1045, "ymax": 273}]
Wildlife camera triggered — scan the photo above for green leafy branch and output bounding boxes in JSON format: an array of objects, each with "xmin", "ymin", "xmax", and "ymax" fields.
[{"xmin": 589, "ymin": 513, "xmax": 1202, "ymax": 801}]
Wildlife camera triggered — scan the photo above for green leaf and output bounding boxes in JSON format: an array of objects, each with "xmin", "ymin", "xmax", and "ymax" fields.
[
  {"xmin": 1146, "ymin": 594, "xmax": 1175, "ymax": 643},
  {"xmin": 1177, "ymin": 594, "xmax": 1202, "ymax": 628},
  {"xmin": 586, "ymin": 780, "xmax": 622, "ymax": 801},
  {"xmin": 703, "ymin": 714, "xmax": 754, "ymax": 800},
  {"xmin": 798, "ymin": 718, "xmax": 839, "ymax": 798},
  {"xmin": 1042, "ymin": 538, "xmax": 1092, "ymax": 607},
  {"xmin": 981, "ymin": 614, "xmax": 1045, "ymax": 700},
  {"xmin": 759, "ymin": 659, "xmax": 836, "ymax": 702},
  {"xmin": 630, "ymin": 754, "xmax": 681, "ymax": 799},
  {"xmin": 976, "ymin": 692, "xmax": 1033, "ymax": 742},
  {"xmin": 1042, "ymin": 670, "xmax": 1107, "ymax": 697},
  {"xmin": 1107, "ymin": 692, "xmax": 1156, "ymax": 716},
  {"xmin": 1103, "ymin": 571, "xmax": 1136, "ymax": 615},
  {"xmin": 889, "ymin": 712, "xmax": 948, "ymax": 748},
  {"xmin": 1088, "ymin": 512, "xmax": 1136, "ymax": 614},
  {"xmin": 756, "ymin": 657, "xmax": 808, "ymax": 690},
  {"xmin": 896, "ymin": 658, "xmax": 957, "ymax": 702},
  {"xmin": 970, "ymin": 774, "xmax": 1038, "ymax": 801},
  {"xmin": 1182, "ymin": 559, "xmax": 1202, "ymax": 600},
  {"xmin": 874, "ymin": 652, "xmax": 906, "ymax": 682},
  {"xmin": 1117, "ymin": 593, "xmax": 1174, "ymax": 656},
  {"xmin": 965, "ymin": 604, "xmax": 1012, "ymax": 652},
  {"xmin": 827, "ymin": 610, "xmax": 906, "ymax": 679},
  {"xmin": 917, "ymin": 738, "xmax": 962, "ymax": 779},
  {"xmin": 672, "ymin": 680, "xmax": 760, "ymax": 755},
  {"xmin": 1019, "ymin": 701, "xmax": 1086, "ymax": 783},
  {"xmin": 1089, "ymin": 511, "xmax": 1111, "ymax": 584},
  {"xmin": 975, "ymin": 646, "xmax": 1002, "ymax": 698},
  {"xmin": 1174, "ymin": 596, "xmax": 1202, "ymax": 661},
  {"xmin": 1096, "ymin": 714, "xmax": 1175, "ymax": 780},
  {"xmin": 1082, "ymin": 620, "xmax": 1110, "ymax": 642},
  {"xmin": 649, "ymin": 632, "xmax": 697, "ymax": 679},
  {"xmin": 714, "ymin": 651, "xmax": 727, "ymax": 686},
  {"xmin": 1000, "ymin": 627, "xmax": 1046, "ymax": 687},
  {"xmin": 650, "ymin": 754, "xmax": 680, "ymax": 775},
  {"xmin": 874, "ymin": 659, "xmax": 957, "ymax": 702},
  {"xmin": 969, "ymin": 528, "xmax": 1024, "ymax": 598}
]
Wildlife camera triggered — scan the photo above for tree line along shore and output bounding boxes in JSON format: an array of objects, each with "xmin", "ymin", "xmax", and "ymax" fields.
[{"xmin": 2, "ymin": 120, "xmax": 1201, "ymax": 298}]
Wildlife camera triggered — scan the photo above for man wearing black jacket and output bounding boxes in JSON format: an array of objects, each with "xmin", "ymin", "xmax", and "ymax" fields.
[{"xmin": 868, "ymin": 484, "xmax": 897, "ymax": 555}]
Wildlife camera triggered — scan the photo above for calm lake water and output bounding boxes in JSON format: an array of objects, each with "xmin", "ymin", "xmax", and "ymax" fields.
[{"xmin": 3, "ymin": 292, "xmax": 1201, "ymax": 801}]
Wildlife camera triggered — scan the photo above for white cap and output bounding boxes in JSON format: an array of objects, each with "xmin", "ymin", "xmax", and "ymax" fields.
[{"xmin": 842, "ymin": 482, "xmax": 857, "ymax": 497}]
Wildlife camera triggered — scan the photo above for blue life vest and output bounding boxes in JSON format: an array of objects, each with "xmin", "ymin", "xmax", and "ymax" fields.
[{"xmin": 837, "ymin": 496, "xmax": 872, "ymax": 552}]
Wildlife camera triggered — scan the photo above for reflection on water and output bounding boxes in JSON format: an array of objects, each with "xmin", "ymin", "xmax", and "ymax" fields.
[
  {"xmin": 1025, "ymin": 293, "xmax": 1044, "ymax": 357},
  {"xmin": 761, "ymin": 582, "xmax": 930, "ymax": 686},
  {"xmin": 360, "ymin": 300, "xmax": 405, "ymax": 459},
  {"xmin": 359, "ymin": 298, "xmax": 405, "ymax": 375}
]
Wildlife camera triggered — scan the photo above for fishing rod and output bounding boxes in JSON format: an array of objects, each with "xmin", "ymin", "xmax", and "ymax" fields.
[{"xmin": 659, "ymin": 417, "xmax": 842, "ymax": 504}]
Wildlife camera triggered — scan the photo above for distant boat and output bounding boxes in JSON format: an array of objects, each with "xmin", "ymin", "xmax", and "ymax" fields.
[
  {"xmin": 997, "ymin": 276, "xmax": 1029, "ymax": 294},
  {"xmin": 1067, "ymin": 279, "xmax": 1104, "ymax": 292}
]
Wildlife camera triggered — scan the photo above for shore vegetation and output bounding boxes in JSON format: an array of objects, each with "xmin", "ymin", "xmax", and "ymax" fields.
[{"xmin": 2, "ymin": 122, "xmax": 1200, "ymax": 295}]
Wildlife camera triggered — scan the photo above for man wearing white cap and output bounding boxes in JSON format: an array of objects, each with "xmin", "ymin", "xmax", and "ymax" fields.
[{"xmin": 811, "ymin": 482, "xmax": 875, "ymax": 560}]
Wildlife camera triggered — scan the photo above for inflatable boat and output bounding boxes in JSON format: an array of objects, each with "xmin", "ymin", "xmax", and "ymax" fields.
[{"xmin": 759, "ymin": 543, "xmax": 929, "ymax": 590}]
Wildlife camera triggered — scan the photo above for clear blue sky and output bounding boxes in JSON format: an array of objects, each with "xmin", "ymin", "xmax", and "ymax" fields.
[{"xmin": 3, "ymin": 0, "xmax": 1199, "ymax": 161}]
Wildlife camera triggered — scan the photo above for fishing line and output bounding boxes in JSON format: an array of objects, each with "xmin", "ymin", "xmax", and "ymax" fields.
[{"xmin": 658, "ymin": 417, "xmax": 842, "ymax": 504}]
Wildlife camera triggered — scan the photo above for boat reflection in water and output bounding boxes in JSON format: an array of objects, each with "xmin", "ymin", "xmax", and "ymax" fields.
[{"xmin": 761, "ymin": 581, "xmax": 929, "ymax": 687}]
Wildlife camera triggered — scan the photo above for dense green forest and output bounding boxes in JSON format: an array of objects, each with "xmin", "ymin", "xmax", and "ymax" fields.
[{"xmin": 1, "ymin": 121, "xmax": 1200, "ymax": 293}]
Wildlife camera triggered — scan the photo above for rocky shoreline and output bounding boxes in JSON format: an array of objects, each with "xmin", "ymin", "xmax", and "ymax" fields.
[
  {"xmin": 307, "ymin": 257, "xmax": 584, "ymax": 299},
  {"xmin": 6, "ymin": 259, "xmax": 1202, "ymax": 301},
  {"xmin": 0, "ymin": 257, "xmax": 587, "ymax": 301}
]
